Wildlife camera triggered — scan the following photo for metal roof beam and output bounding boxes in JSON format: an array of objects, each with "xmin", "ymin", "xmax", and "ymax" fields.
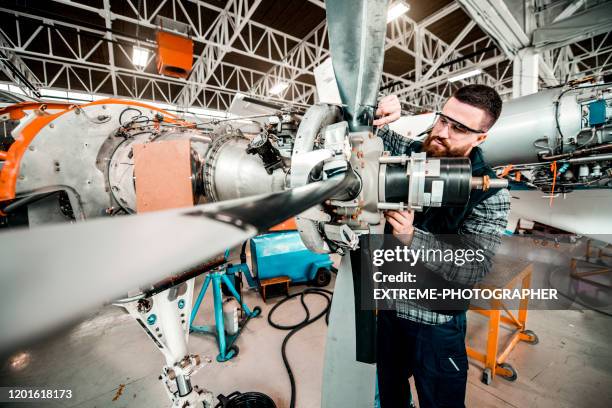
[
  {"xmin": 44, "ymin": 0, "xmax": 323, "ymax": 74},
  {"xmin": 0, "ymin": 27, "xmax": 315, "ymax": 110},
  {"xmin": 9, "ymin": 52, "xmax": 314, "ymax": 110},
  {"xmin": 397, "ymin": 21, "xmax": 477, "ymax": 95},
  {"xmin": 0, "ymin": 6, "xmax": 318, "ymax": 100},
  {"xmin": 0, "ymin": 32, "xmax": 43, "ymax": 97},
  {"xmin": 256, "ymin": 0, "xmax": 509, "ymax": 111},
  {"xmin": 102, "ymin": 0, "xmax": 117, "ymax": 96},
  {"xmin": 533, "ymin": 1, "xmax": 612, "ymax": 51},
  {"xmin": 417, "ymin": 2, "xmax": 461, "ymax": 28},
  {"xmin": 553, "ymin": 0, "xmax": 585, "ymax": 23},
  {"xmin": 248, "ymin": 20, "xmax": 328, "ymax": 100},
  {"xmin": 457, "ymin": 0, "xmax": 559, "ymax": 87},
  {"xmin": 177, "ymin": 0, "xmax": 263, "ymax": 108}
]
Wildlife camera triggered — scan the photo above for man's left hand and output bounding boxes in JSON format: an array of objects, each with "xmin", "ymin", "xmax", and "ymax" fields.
[{"xmin": 373, "ymin": 95, "xmax": 401, "ymax": 126}]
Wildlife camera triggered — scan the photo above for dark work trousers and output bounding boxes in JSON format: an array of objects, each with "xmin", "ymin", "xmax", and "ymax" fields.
[{"xmin": 376, "ymin": 309, "xmax": 468, "ymax": 408}]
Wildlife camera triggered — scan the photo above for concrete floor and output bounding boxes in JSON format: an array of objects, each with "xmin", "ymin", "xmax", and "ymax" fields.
[{"xmin": 1, "ymin": 239, "xmax": 611, "ymax": 407}]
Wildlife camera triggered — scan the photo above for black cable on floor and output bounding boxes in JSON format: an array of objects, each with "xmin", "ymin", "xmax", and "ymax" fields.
[{"xmin": 267, "ymin": 288, "xmax": 333, "ymax": 408}]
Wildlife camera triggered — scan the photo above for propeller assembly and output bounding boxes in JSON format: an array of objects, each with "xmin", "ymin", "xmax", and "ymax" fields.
[
  {"xmin": 0, "ymin": 0, "xmax": 508, "ymax": 352},
  {"xmin": 0, "ymin": 3, "xmax": 510, "ymax": 406}
]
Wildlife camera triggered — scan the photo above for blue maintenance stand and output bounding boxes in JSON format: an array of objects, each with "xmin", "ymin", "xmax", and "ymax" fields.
[
  {"xmin": 190, "ymin": 250, "xmax": 261, "ymax": 362},
  {"xmin": 190, "ymin": 232, "xmax": 333, "ymax": 361}
]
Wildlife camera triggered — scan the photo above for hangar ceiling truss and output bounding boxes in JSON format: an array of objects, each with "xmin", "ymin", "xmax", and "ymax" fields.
[{"xmin": 0, "ymin": 0, "xmax": 609, "ymax": 114}]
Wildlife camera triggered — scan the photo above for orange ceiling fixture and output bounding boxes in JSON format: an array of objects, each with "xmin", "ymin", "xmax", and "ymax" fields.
[{"xmin": 156, "ymin": 30, "xmax": 193, "ymax": 79}]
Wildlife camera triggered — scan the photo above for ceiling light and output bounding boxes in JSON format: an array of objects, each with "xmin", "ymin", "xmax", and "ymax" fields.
[
  {"xmin": 448, "ymin": 69, "xmax": 483, "ymax": 82},
  {"xmin": 132, "ymin": 46, "xmax": 150, "ymax": 68},
  {"xmin": 269, "ymin": 82, "xmax": 289, "ymax": 95},
  {"xmin": 387, "ymin": 2, "xmax": 410, "ymax": 23}
]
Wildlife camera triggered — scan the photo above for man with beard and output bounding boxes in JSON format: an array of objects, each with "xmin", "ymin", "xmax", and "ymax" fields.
[{"xmin": 371, "ymin": 84, "xmax": 510, "ymax": 407}]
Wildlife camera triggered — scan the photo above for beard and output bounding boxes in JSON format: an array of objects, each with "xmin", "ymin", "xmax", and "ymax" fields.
[{"xmin": 422, "ymin": 132, "xmax": 471, "ymax": 157}]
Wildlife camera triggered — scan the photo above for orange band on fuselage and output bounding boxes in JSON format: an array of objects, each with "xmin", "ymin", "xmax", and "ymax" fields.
[{"xmin": 0, "ymin": 99, "xmax": 189, "ymax": 201}]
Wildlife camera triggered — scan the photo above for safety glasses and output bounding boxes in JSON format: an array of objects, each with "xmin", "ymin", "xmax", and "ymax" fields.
[{"xmin": 434, "ymin": 111, "xmax": 486, "ymax": 136}]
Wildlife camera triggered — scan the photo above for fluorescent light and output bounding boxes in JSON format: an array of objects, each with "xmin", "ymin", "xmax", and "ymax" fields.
[
  {"xmin": 269, "ymin": 82, "xmax": 289, "ymax": 95},
  {"xmin": 387, "ymin": 2, "xmax": 410, "ymax": 23},
  {"xmin": 448, "ymin": 69, "xmax": 482, "ymax": 83},
  {"xmin": 67, "ymin": 91, "xmax": 93, "ymax": 102},
  {"xmin": 132, "ymin": 46, "xmax": 150, "ymax": 68},
  {"xmin": 9, "ymin": 85, "xmax": 25, "ymax": 95},
  {"xmin": 41, "ymin": 89, "xmax": 67, "ymax": 98}
]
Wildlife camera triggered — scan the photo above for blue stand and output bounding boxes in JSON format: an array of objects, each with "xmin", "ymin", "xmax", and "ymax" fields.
[{"xmin": 190, "ymin": 267, "xmax": 261, "ymax": 362}]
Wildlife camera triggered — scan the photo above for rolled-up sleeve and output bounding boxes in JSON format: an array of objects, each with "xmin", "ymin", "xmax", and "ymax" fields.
[{"xmin": 376, "ymin": 125, "xmax": 415, "ymax": 155}]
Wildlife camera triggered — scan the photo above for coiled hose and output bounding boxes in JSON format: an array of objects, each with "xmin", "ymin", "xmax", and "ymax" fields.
[
  {"xmin": 215, "ymin": 391, "xmax": 276, "ymax": 408},
  {"xmin": 267, "ymin": 288, "xmax": 334, "ymax": 408}
]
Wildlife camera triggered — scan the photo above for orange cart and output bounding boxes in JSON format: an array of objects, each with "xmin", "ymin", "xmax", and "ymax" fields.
[{"xmin": 466, "ymin": 257, "xmax": 539, "ymax": 385}]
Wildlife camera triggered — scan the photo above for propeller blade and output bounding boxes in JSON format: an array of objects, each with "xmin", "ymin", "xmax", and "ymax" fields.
[
  {"xmin": 240, "ymin": 96, "xmax": 285, "ymax": 111},
  {"xmin": 0, "ymin": 177, "xmax": 348, "ymax": 350},
  {"xmin": 326, "ymin": 0, "xmax": 390, "ymax": 364},
  {"xmin": 326, "ymin": 0, "xmax": 390, "ymax": 131}
]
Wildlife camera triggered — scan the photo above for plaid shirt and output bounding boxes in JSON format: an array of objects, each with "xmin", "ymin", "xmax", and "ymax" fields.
[{"xmin": 377, "ymin": 125, "xmax": 511, "ymax": 325}]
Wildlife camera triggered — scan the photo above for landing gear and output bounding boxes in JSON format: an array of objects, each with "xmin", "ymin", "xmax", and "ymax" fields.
[
  {"xmin": 159, "ymin": 355, "xmax": 214, "ymax": 407},
  {"xmin": 116, "ymin": 279, "xmax": 214, "ymax": 407}
]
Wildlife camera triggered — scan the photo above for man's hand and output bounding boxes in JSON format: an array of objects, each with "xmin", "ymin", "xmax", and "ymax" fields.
[
  {"xmin": 385, "ymin": 210, "xmax": 415, "ymax": 245},
  {"xmin": 373, "ymin": 94, "xmax": 401, "ymax": 127}
]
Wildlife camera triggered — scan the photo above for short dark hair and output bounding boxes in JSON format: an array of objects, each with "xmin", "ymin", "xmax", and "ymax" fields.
[{"xmin": 452, "ymin": 84, "xmax": 502, "ymax": 131}]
